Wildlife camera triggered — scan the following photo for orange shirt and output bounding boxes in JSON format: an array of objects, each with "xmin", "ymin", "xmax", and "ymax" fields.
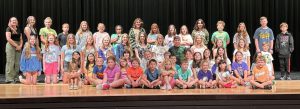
[
  {"xmin": 127, "ymin": 66, "xmax": 144, "ymax": 81},
  {"xmin": 253, "ymin": 65, "xmax": 269, "ymax": 82}
]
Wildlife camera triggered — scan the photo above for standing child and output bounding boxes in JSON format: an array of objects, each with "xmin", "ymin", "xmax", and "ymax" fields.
[
  {"xmin": 233, "ymin": 22, "xmax": 251, "ymax": 49},
  {"xmin": 179, "ymin": 25, "xmax": 193, "ymax": 48},
  {"xmin": 86, "ymin": 57, "xmax": 106, "ymax": 86},
  {"xmin": 216, "ymin": 47, "xmax": 231, "ymax": 70},
  {"xmin": 68, "ymin": 51, "xmax": 81, "ymax": 90},
  {"xmin": 211, "ymin": 20, "xmax": 230, "ymax": 49},
  {"xmin": 250, "ymin": 56, "xmax": 273, "ymax": 89},
  {"xmin": 197, "ymin": 60, "xmax": 216, "ymax": 88},
  {"xmin": 42, "ymin": 34, "xmax": 61, "ymax": 84},
  {"xmin": 80, "ymin": 35, "xmax": 96, "ymax": 68},
  {"xmin": 19, "ymin": 36, "xmax": 42, "ymax": 85},
  {"xmin": 142, "ymin": 59, "xmax": 162, "ymax": 89},
  {"xmin": 111, "ymin": 25, "xmax": 123, "ymax": 46},
  {"xmin": 57, "ymin": 23, "xmax": 69, "ymax": 47},
  {"xmin": 39, "ymin": 17, "xmax": 57, "ymax": 49},
  {"xmin": 254, "ymin": 16, "xmax": 274, "ymax": 53},
  {"xmin": 127, "ymin": 58, "xmax": 145, "ymax": 88},
  {"xmin": 216, "ymin": 60, "xmax": 237, "ymax": 88},
  {"xmin": 164, "ymin": 25, "xmax": 177, "ymax": 48},
  {"xmin": 231, "ymin": 51, "xmax": 251, "ymax": 86},
  {"xmin": 76, "ymin": 21, "xmax": 92, "ymax": 49},
  {"xmin": 175, "ymin": 60, "xmax": 197, "ymax": 89},
  {"xmin": 212, "ymin": 39, "xmax": 224, "ymax": 58},
  {"xmin": 233, "ymin": 39, "xmax": 251, "ymax": 69},
  {"xmin": 83, "ymin": 53, "xmax": 95, "ymax": 85},
  {"xmin": 147, "ymin": 23, "xmax": 160, "ymax": 45},
  {"xmin": 93, "ymin": 23, "xmax": 110, "ymax": 50},
  {"xmin": 275, "ymin": 22, "xmax": 294, "ymax": 80},
  {"xmin": 160, "ymin": 59, "xmax": 176, "ymax": 90}
]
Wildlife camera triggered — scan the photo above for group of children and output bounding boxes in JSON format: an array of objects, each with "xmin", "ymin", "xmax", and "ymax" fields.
[{"xmin": 11, "ymin": 16, "xmax": 294, "ymax": 90}]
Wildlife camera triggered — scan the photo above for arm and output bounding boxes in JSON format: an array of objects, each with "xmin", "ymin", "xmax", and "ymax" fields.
[
  {"xmin": 24, "ymin": 27, "xmax": 31, "ymax": 41},
  {"xmin": 40, "ymin": 35, "xmax": 47, "ymax": 45},
  {"xmin": 102, "ymin": 73, "xmax": 108, "ymax": 83},
  {"xmin": 6, "ymin": 32, "xmax": 21, "ymax": 50},
  {"xmin": 255, "ymin": 39, "xmax": 260, "ymax": 52},
  {"xmin": 60, "ymin": 52, "xmax": 65, "ymax": 73},
  {"xmin": 114, "ymin": 71, "xmax": 121, "ymax": 81}
]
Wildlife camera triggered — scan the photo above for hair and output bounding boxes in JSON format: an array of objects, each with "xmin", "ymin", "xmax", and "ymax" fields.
[
  {"xmin": 193, "ymin": 34, "xmax": 205, "ymax": 47},
  {"xmin": 192, "ymin": 52, "xmax": 202, "ymax": 68},
  {"xmin": 180, "ymin": 25, "xmax": 189, "ymax": 34},
  {"xmin": 280, "ymin": 22, "xmax": 288, "ymax": 28},
  {"xmin": 150, "ymin": 23, "xmax": 160, "ymax": 34},
  {"xmin": 97, "ymin": 23, "xmax": 106, "ymax": 31},
  {"xmin": 85, "ymin": 53, "xmax": 95, "ymax": 69},
  {"xmin": 236, "ymin": 22, "xmax": 249, "ymax": 40},
  {"xmin": 184, "ymin": 48, "xmax": 193, "ymax": 56},
  {"xmin": 216, "ymin": 20, "xmax": 225, "ymax": 27},
  {"xmin": 162, "ymin": 59, "xmax": 175, "ymax": 71},
  {"xmin": 25, "ymin": 36, "xmax": 42, "ymax": 60},
  {"xmin": 213, "ymin": 39, "xmax": 224, "ymax": 49},
  {"xmin": 83, "ymin": 35, "xmax": 96, "ymax": 53},
  {"xmin": 45, "ymin": 33, "xmax": 58, "ymax": 51},
  {"xmin": 216, "ymin": 47, "xmax": 228, "ymax": 60},
  {"xmin": 260, "ymin": 16, "xmax": 267, "ymax": 21},
  {"xmin": 26, "ymin": 16, "xmax": 36, "ymax": 27},
  {"xmin": 62, "ymin": 23, "xmax": 69, "ymax": 28},
  {"xmin": 256, "ymin": 56, "xmax": 266, "ymax": 63},
  {"xmin": 203, "ymin": 49, "xmax": 212, "ymax": 60},
  {"xmin": 174, "ymin": 36, "xmax": 181, "ymax": 41},
  {"xmin": 193, "ymin": 19, "xmax": 206, "ymax": 30},
  {"xmin": 101, "ymin": 35, "xmax": 112, "ymax": 49},
  {"xmin": 148, "ymin": 59, "xmax": 157, "ymax": 65},
  {"xmin": 262, "ymin": 42, "xmax": 270, "ymax": 47},
  {"xmin": 167, "ymin": 24, "xmax": 177, "ymax": 36},
  {"xmin": 181, "ymin": 59, "xmax": 189, "ymax": 65},
  {"xmin": 131, "ymin": 58, "xmax": 140, "ymax": 65},
  {"xmin": 119, "ymin": 57, "xmax": 129, "ymax": 68},
  {"xmin": 164, "ymin": 51, "xmax": 171, "ymax": 56},
  {"xmin": 71, "ymin": 51, "xmax": 81, "ymax": 66},
  {"xmin": 66, "ymin": 33, "xmax": 76, "ymax": 49},
  {"xmin": 121, "ymin": 33, "xmax": 131, "ymax": 47},
  {"xmin": 123, "ymin": 48, "xmax": 132, "ymax": 58},
  {"xmin": 200, "ymin": 60, "xmax": 209, "ymax": 69},
  {"xmin": 132, "ymin": 18, "xmax": 144, "ymax": 28},
  {"xmin": 234, "ymin": 51, "xmax": 244, "ymax": 62},
  {"xmin": 8, "ymin": 17, "xmax": 18, "ymax": 34},
  {"xmin": 44, "ymin": 17, "xmax": 52, "ymax": 23},
  {"xmin": 115, "ymin": 25, "xmax": 123, "ymax": 32},
  {"xmin": 218, "ymin": 60, "xmax": 227, "ymax": 72},
  {"xmin": 155, "ymin": 34, "xmax": 165, "ymax": 46},
  {"xmin": 237, "ymin": 39, "xmax": 249, "ymax": 51},
  {"xmin": 139, "ymin": 32, "xmax": 148, "ymax": 45},
  {"xmin": 107, "ymin": 56, "xmax": 116, "ymax": 62},
  {"xmin": 77, "ymin": 21, "xmax": 90, "ymax": 35}
]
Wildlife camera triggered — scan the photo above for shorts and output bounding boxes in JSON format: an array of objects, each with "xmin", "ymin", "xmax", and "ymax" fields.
[{"xmin": 44, "ymin": 62, "xmax": 59, "ymax": 76}]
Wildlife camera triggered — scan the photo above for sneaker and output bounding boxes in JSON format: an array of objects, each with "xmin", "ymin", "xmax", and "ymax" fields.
[
  {"xmin": 244, "ymin": 82, "xmax": 251, "ymax": 86},
  {"xmin": 69, "ymin": 85, "xmax": 74, "ymax": 90},
  {"xmin": 189, "ymin": 85, "xmax": 196, "ymax": 89},
  {"xmin": 161, "ymin": 85, "xmax": 167, "ymax": 89},
  {"xmin": 252, "ymin": 85, "xmax": 258, "ymax": 89},
  {"xmin": 286, "ymin": 76, "xmax": 292, "ymax": 80},
  {"xmin": 73, "ymin": 85, "xmax": 79, "ymax": 90},
  {"xmin": 167, "ymin": 85, "xmax": 172, "ymax": 90},
  {"xmin": 124, "ymin": 84, "xmax": 132, "ymax": 89},
  {"xmin": 264, "ymin": 85, "xmax": 272, "ymax": 90},
  {"xmin": 18, "ymin": 75, "xmax": 23, "ymax": 81},
  {"xmin": 280, "ymin": 76, "xmax": 286, "ymax": 80},
  {"xmin": 142, "ymin": 85, "xmax": 150, "ymax": 89},
  {"xmin": 96, "ymin": 84, "xmax": 102, "ymax": 90},
  {"xmin": 153, "ymin": 85, "xmax": 160, "ymax": 89},
  {"xmin": 102, "ymin": 83, "xmax": 110, "ymax": 90}
]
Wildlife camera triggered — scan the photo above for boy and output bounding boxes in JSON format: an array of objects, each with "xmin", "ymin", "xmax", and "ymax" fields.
[
  {"xmin": 127, "ymin": 58, "xmax": 144, "ymax": 88},
  {"xmin": 254, "ymin": 16, "xmax": 274, "ymax": 53},
  {"xmin": 168, "ymin": 36, "xmax": 186, "ymax": 65},
  {"xmin": 57, "ymin": 23, "xmax": 69, "ymax": 47},
  {"xmin": 275, "ymin": 22, "xmax": 294, "ymax": 80},
  {"xmin": 174, "ymin": 59, "xmax": 197, "ymax": 89},
  {"xmin": 211, "ymin": 20, "xmax": 230, "ymax": 48},
  {"xmin": 250, "ymin": 56, "xmax": 273, "ymax": 90},
  {"xmin": 142, "ymin": 59, "xmax": 161, "ymax": 89},
  {"xmin": 261, "ymin": 42, "xmax": 275, "ymax": 80},
  {"xmin": 140, "ymin": 50, "xmax": 153, "ymax": 70}
]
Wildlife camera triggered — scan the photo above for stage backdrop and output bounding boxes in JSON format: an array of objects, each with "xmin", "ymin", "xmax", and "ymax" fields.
[{"xmin": 0, "ymin": 0, "xmax": 299, "ymax": 74}]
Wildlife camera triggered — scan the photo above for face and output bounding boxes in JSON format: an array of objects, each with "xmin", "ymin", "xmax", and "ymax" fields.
[
  {"xmin": 165, "ymin": 61, "xmax": 172, "ymax": 69},
  {"xmin": 157, "ymin": 36, "xmax": 164, "ymax": 45},
  {"xmin": 204, "ymin": 50, "xmax": 210, "ymax": 58},
  {"xmin": 62, "ymin": 25, "xmax": 69, "ymax": 32},
  {"xmin": 88, "ymin": 54, "xmax": 95, "ymax": 62},
  {"xmin": 152, "ymin": 27, "xmax": 158, "ymax": 33},
  {"xmin": 257, "ymin": 60, "xmax": 265, "ymax": 67},
  {"xmin": 96, "ymin": 58, "xmax": 104, "ymax": 66},
  {"xmin": 181, "ymin": 26, "xmax": 188, "ymax": 34},
  {"xmin": 68, "ymin": 36, "xmax": 75, "ymax": 44},
  {"xmin": 120, "ymin": 59, "xmax": 127, "ymax": 67},
  {"xmin": 144, "ymin": 52, "xmax": 152, "ymax": 59},
  {"xmin": 29, "ymin": 17, "xmax": 36, "ymax": 26},
  {"xmin": 262, "ymin": 44, "xmax": 269, "ymax": 51},
  {"xmin": 124, "ymin": 52, "xmax": 130, "ymax": 58},
  {"xmin": 202, "ymin": 62, "xmax": 209, "ymax": 71},
  {"xmin": 257, "ymin": 52, "xmax": 262, "ymax": 57},
  {"xmin": 218, "ymin": 48, "xmax": 225, "ymax": 56},
  {"xmin": 196, "ymin": 36, "xmax": 202, "ymax": 44},
  {"xmin": 48, "ymin": 35, "xmax": 55, "ymax": 44},
  {"xmin": 215, "ymin": 57, "xmax": 222, "ymax": 63},
  {"xmin": 29, "ymin": 36, "xmax": 36, "ymax": 45},
  {"xmin": 98, "ymin": 24, "xmax": 105, "ymax": 32},
  {"xmin": 44, "ymin": 19, "xmax": 52, "ymax": 28},
  {"xmin": 140, "ymin": 34, "xmax": 145, "ymax": 42},
  {"xmin": 239, "ymin": 24, "xmax": 245, "ymax": 31},
  {"xmin": 185, "ymin": 51, "xmax": 193, "ymax": 60},
  {"xmin": 260, "ymin": 19, "xmax": 268, "ymax": 27},
  {"xmin": 115, "ymin": 26, "xmax": 122, "ymax": 34},
  {"xmin": 181, "ymin": 62, "xmax": 188, "ymax": 70},
  {"xmin": 132, "ymin": 61, "xmax": 139, "ymax": 68},
  {"xmin": 239, "ymin": 40, "xmax": 245, "ymax": 48},
  {"xmin": 107, "ymin": 59, "xmax": 116, "ymax": 68},
  {"xmin": 235, "ymin": 53, "xmax": 243, "ymax": 61},
  {"xmin": 173, "ymin": 38, "xmax": 181, "ymax": 46},
  {"xmin": 87, "ymin": 36, "xmax": 93, "ymax": 45},
  {"xmin": 170, "ymin": 56, "xmax": 177, "ymax": 64},
  {"xmin": 149, "ymin": 62, "xmax": 157, "ymax": 70},
  {"xmin": 216, "ymin": 40, "xmax": 223, "ymax": 47},
  {"xmin": 169, "ymin": 26, "xmax": 175, "ymax": 33},
  {"xmin": 164, "ymin": 54, "xmax": 170, "ymax": 59},
  {"xmin": 82, "ymin": 23, "xmax": 88, "ymax": 31},
  {"xmin": 219, "ymin": 63, "xmax": 227, "ymax": 70},
  {"xmin": 73, "ymin": 52, "xmax": 80, "ymax": 60},
  {"xmin": 103, "ymin": 37, "xmax": 110, "ymax": 46},
  {"xmin": 280, "ymin": 25, "xmax": 288, "ymax": 32},
  {"xmin": 217, "ymin": 24, "xmax": 224, "ymax": 31},
  {"xmin": 135, "ymin": 20, "xmax": 142, "ymax": 28},
  {"xmin": 10, "ymin": 17, "xmax": 18, "ymax": 26},
  {"xmin": 197, "ymin": 20, "xmax": 204, "ymax": 29},
  {"xmin": 122, "ymin": 35, "xmax": 128, "ymax": 43},
  {"xmin": 194, "ymin": 53, "xmax": 201, "ymax": 61}
]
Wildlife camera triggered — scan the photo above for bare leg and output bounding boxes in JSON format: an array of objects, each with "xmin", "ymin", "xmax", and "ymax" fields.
[
  {"xmin": 52, "ymin": 74, "xmax": 58, "ymax": 84},
  {"xmin": 32, "ymin": 72, "xmax": 38, "ymax": 85},
  {"xmin": 110, "ymin": 79, "xmax": 125, "ymax": 88}
]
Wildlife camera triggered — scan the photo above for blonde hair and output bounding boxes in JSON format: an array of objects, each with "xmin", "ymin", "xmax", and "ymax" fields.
[
  {"xmin": 167, "ymin": 24, "xmax": 177, "ymax": 36},
  {"xmin": 180, "ymin": 25, "xmax": 189, "ymax": 34},
  {"xmin": 25, "ymin": 36, "xmax": 42, "ymax": 60},
  {"xmin": 66, "ymin": 33, "xmax": 76, "ymax": 49},
  {"xmin": 155, "ymin": 34, "xmax": 165, "ymax": 46},
  {"xmin": 132, "ymin": 18, "xmax": 143, "ymax": 28},
  {"xmin": 217, "ymin": 20, "xmax": 225, "ymax": 26},
  {"xmin": 280, "ymin": 22, "xmax": 288, "ymax": 28},
  {"xmin": 162, "ymin": 59, "xmax": 175, "ymax": 72},
  {"xmin": 121, "ymin": 33, "xmax": 131, "ymax": 48},
  {"xmin": 83, "ymin": 35, "xmax": 96, "ymax": 53},
  {"xmin": 45, "ymin": 33, "xmax": 58, "ymax": 51},
  {"xmin": 8, "ymin": 17, "xmax": 18, "ymax": 34},
  {"xmin": 260, "ymin": 16, "xmax": 267, "ymax": 21},
  {"xmin": 213, "ymin": 39, "xmax": 224, "ymax": 49},
  {"xmin": 44, "ymin": 17, "xmax": 52, "ymax": 23},
  {"xmin": 77, "ymin": 21, "xmax": 90, "ymax": 35},
  {"xmin": 101, "ymin": 35, "xmax": 112, "ymax": 49},
  {"xmin": 237, "ymin": 22, "xmax": 249, "ymax": 40},
  {"xmin": 119, "ymin": 57, "xmax": 129, "ymax": 68},
  {"xmin": 194, "ymin": 34, "xmax": 205, "ymax": 47},
  {"xmin": 26, "ymin": 16, "xmax": 36, "ymax": 27},
  {"xmin": 237, "ymin": 39, "xmax": 249, "ymax": 51},
  {"xmin": 150, "ymin": 23, "xmax": 160, "ymax": 34}
]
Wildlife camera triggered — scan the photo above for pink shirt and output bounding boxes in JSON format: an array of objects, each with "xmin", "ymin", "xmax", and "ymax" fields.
[{"xmin": 104, "ymin": 65, "xmax": 121, "ymax": 83}]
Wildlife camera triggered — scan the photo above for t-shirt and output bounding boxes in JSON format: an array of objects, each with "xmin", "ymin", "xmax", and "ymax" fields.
[
  {"xmin": 148, "ymin": 34, "xmax": 158, "ymax": 45},
  {"xmin": 127, "ymin": 66, "xmax": 144, "ymax": 81},
  {"xmin": 6, "ymin": 27, "xmax": 21, "ymax": 41},
  {"xmin": 57, "ymin": 33, "xmax": 68, "ymax": 47},
  {"xmin": 211, "ymin": 31, "xmax": 230, "ymax": 48},
  {"xmin": 111, "ymin": 34, "xmax": 122, "ymax": 46},
  {"xmin": 252, "ymin": 66, "xmax": 269, "ymax": 82},
  {"xmin": 233, "ymin": 50, "xmax": 251, "ymax": 63},
  {"xmin": 197, "ymin": 70, "xmax": 213, "ymax": 81},
  {"xmin": 231, "ymin": 61, "xmax": 249, "ymax": 77},
  {"xmin": 216, "ymin": 70, "xmax": 231, "ymax": 82},
  {"xmin": 61, "ymin": 45, "xmax": 79, "ymax": 62},
  {"xmin": 42, "ymin": 44, "xmax": 61, "ymax": 63},
  {"xmin": 179, "ymin": 34, "xmax": 193, "ymax": 48},
  {"xmin": 151, "ymin": 45, "xmax": 169, "ymax": 62},
  {"xmin": 261, "ymin": 51, "xmax": 274, "ymax": 72},
  {"xmin": 233, "ymin": 33, "xmax": 251, "ymax": 44},
  {"xmin": 104, "ymin": 65, "xmax": 121, "ymax": 83},
  {"xmin": 144, "ymin": 68, "xmax": 160, "ymax": 82},
  {"xmin": 253, "ymin": 27, "xmax": 274, "ymax": 51},
  {"xmin": 76, "ymin": 31, "xmax": 92, "ymax": 49},
  {"xmin": 169, "ymin": 46, "xmax": 186, "ymax": 65},
  {"xmin": 93, "ymin": 32, "xmax": 109, "ymax": 50},
  {"xmin": 164, "ymin": 35, "xmax": 175, "ymax": 47},
  {"xmin": 93, "ymin": 65, "xmax": 106, "ymax": 79},
  {"xmin": 39, "ymin": 27, "xmax": 57, "ymax": 49},
  {"xmin": 175, "ymin": 68, "xmax": 192, "ymax": 82}
]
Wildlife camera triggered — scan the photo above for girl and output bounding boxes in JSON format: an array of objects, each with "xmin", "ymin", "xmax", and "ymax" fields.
[
  {"xmin": 216, "ymin": 60, "xmax": 237, "ymax": 88},
  {"xmin": 232, "ymin": 39, "xmax": 251, "ymax": 69},
  {"xmin": 129, "ymin": 18, "xmax": 146, "ymax": 49},
  {"xmin": 19, "ymin": 36, "xmax": 42, "ymax": 85},
  {"xmin": 111, "ymin": 25, "xmax": 123, "ymax": 46},
  {"xmin": 192, "ymin": 19, "xmax": 209, "ymax": 45},
  {"xmin": 147, "ymin": 23, "xmax": 160, "ymax": 45},
  {"xmin": 197, "ymin": 60, "xmax": 216, "ymax": 88},
  {"xmin": 160, "ymin": 59, "xmax": 176, "ymax": 90},
  {"xmin": 93, "ymin": 23, "xmax": 109, "ymax": 50},
  {"xmin": 216, "ymin": 47, "xmax": 231, "ymax": 71},
  {"xmin": 61, "ymin": 34, "xmax": 79, "ymax": 84},
  {"xmin": 76, "ymin": 21, "xmax": 92, "ymax": 49},
  {"xmin": 42, "ymin": 34, "xmax": 61, "ymax": 84},
  {"xmin": 179, "ymin": 25, "xmax": 193, "ymax": 48},
  {"xmin": 83, "ymin": 53, "xmax": 95, "ymax": 85},
  {"xmin": 184, "ymin": 49, "xmax": 194, "ymax": 69},
  {"xmin": 5, "ymin": 17, "xmax": 23, "ymax": 83},
  {"xmin": 39, "ymin": 17, "xmax": 57, "ymax": 49},
  {"xmin": 142, "ymin": 59, "xmax": 162, "ymax": 89},
  {"xmin": 119, "ymin": 57, "xmax": 131, "ymax": 88},
  {"xmin": 233, "ymin": 22, "xmax": 251, "ymax": 49},
  {"xmin": 97, "ymin": 36, "xmax": 114, "ymax": 62},
  {"xmin": 115, "ymin": 33, "xmax": 131, "ymax": 60},
  {"xmin": 24, "ymin": 16, "xmax": 38, "ymax": 45},
  {"xmin": 212, "ymin": 39, "xmax": 224, "ymax": 58},
  {"xmin": 68, "ymin": 51, "xmax": 81, "ymax": 90},
  {"xmin": 151, "ymin": 34, "xmax": 169, "ymax": 66},
  {"xmin": 123, "ymin": 49, "xmax": 132, "ymax": 67},
  {"xmin": 85, "ymin": 57, "xmax": 106, "ymax": 86},
  {"xmin": 135, "ymin": 32, "xmax": 150, "ymax": 60},
  {"xmin": 80, "ymin": 35, "xmax": 97, "ymax": 68},
  {"xmin": 100, "ymin": 56, "xmax": 125, "ymax": 89},
  {"xmin": 126, "ymin": 58, "xmax": 145, "ymax": 88},
  {"xmin": 203, "ymin": 49, "xmax": 215, "ymax": 71},
  {"xmin": 164, "ymin": 24, "xmax": 177, "ymax": 47},
  {"xmin": 190, "ymin": 34, "xmax": 207, "ymax": 56},
  {"xmin": 175, "ymin": 60, "xmax": 198, "ymax": 89},
  {"xmin": 231, "ymin": 51, "xmax": 251, "ymax": 86},
  {"xmin": 192, "ymin": 52, "xmax": 202, "ymax": 79}
]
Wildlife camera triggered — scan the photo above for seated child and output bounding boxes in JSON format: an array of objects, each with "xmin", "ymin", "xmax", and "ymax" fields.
[
  {"xmin": 216, "ymin": 60, "xmax": 237, "ymax": 88},
  {"xmin": 250, "ymin": 56, "xmax": 273, "ymax": 90},
  {"xmin": 197, "ymin": 60, "xmax": 217, "ymax": 88},
  {"xmin": 231, "ymin": 51, "xmax": 251, "ymax": 86},
  {"xmin": 174, "ymin": 59, "xmax": 198, "ymax": 89},
  {"xmin": 127, "ymin": 58, "xmax": 145, "ymax": 88},
  {"xmin": 142, "ymin": 59, "xmax": 162, "ymax": 89}
]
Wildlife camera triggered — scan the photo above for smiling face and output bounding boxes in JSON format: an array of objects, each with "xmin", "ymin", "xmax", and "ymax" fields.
[
  {"xmin": 87, "ymin": 54, "xmax": 95, "ymax": 63},
  {"xmin": 107, "ymin": 59, "xmax": 116, "ymax": 69},
  {"xmin": 197, "ymin": 20, "xmax": 204, "ymax": 29},
  {"xmin": 134, "ymin": 19, "xmax": 142, "ymax": 29},
  {"xmin": 157, "ymin": 35, "xmax": 164, "ymax": 45},
  {"xmin": 9, "ymin": 17, "xmax": 18, "ymax": 27},
  {"xmin": 115, "ymin": 26, "xmax": 122, "ymax": 34},
  {"xmin": 149, "ymin": 61, "xmax": 157, "ymax": 71},
  {"xmin": 28, "ymin": 17, "xmax": 36, "ymax": 26},
  {"xmin": 73, "ymin": 52, "xmax": 80, "ymax": 60},
  {"xmin": 164, "ymin": 61, "xmax": 172, "ymax": 70},
  {"xmin": 216, "ymin": 39, "xmax": 223, "ymax": 48},
  {"xmin": 97, "ymin": 23, "xmax": 105, "ymax": 32},
  {"xmin": 120, "ymin": 59, "xmax": 127, "ymax": 67},
  {"xmin": 81, "ymin": 22, "xmax": 88, "ymax": 31},
  {"xmin": 180, "ymin": 26, "xmax": 188, "ymax": 35},
  {"xmin": 260, "ymin": 18, "xmax": 268, "ymax": 27},
  {"xmin": 48, "ymin": 35, "xmax": 55, "ymax": 44},
  {"xmin": 44, "ymin": 19, "xmax": 52, "ymax": 28},
  {"xmin": 96, "ymin": 57, "xmax": 104, "ymax": 66},
  {"xmin": 29, "ymin": 36, "xmax": 36, "ymax": 46},
  {"xmin": 68, "ymin": 35, "xmax": 75, "ymax": 44},
  {"xmin": 194, "ymin": 52, "xmax": 202, "ymax": 61},
  {"xmin": 235, "ymin": 52, "xmax": 243, "ymax": 62},
  {"xmin": 238, "ymin": 39, "xmax": 245, "ymax": 48},
  {"xmin": 201, "ymin": 62, "xmax": 209, "ymax": 71},
  {"xmin": 102, "ymin": 36, "xmax": 110, "ymax": 47},
  {"xmin": 86, "ymin": 35, "xmax": 93, "ymax": 45},
  {"xmin": 132, "ymin": 60, "xmax": 139, "ymax": 68}
]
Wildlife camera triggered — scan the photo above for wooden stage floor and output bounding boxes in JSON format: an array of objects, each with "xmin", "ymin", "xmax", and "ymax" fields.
[{"xmin": 1, "ymin": 80, "xmax": 300, "ymax": 108}]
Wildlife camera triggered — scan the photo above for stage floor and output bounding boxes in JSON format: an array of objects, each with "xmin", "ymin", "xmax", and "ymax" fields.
[{"xmin": 1, "ymin": 80, "xmax": 300, "ymax": 99}]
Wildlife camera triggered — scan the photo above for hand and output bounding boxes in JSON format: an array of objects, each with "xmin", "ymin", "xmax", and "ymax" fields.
[
  {"xmin": 269, "ymin": 50, "xmax": 273, "ymax": 54},
  {"xmin": 16, "ymin": 46, "xmax": 21, "ymax": 51},
  {"xmin": 43, "ymin": 68, "xmax": 46, "ymax": 73},
  {"xmin": 256, "ymin": 49, "xmax": 260, "ymax": 53}
]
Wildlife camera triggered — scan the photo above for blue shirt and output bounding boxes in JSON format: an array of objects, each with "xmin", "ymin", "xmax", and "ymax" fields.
[
  {"xmin": 144, "ymin": 68, "xmax": 160, "ymax": 82},
  {"xmin": 254, "ymin": 27, "xmax": 274, "ymax": 50},
  {"xmin": 197, "ymin": 70, "xmax": 213, "ymax": 81},
  {"xmin": 93, "ymin": 65, "xmax": 106, "ymax": 79}
]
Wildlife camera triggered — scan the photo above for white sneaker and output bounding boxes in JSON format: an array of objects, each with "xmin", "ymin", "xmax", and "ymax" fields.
[
  {"xmin": 160, "ymin": 85, "xmax": 166, "ymax": 90},
  {"xmin": 167, "ymin": 85, "xmax": 172, "ymax": 90},
  {"xmin": 18, "ymin": 75, "xmax": 23, "ymax": 81}
]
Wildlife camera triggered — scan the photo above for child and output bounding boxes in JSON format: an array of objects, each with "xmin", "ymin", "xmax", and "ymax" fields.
[
  {"xmin": 76, "ymin": 21, "xmax": 92, "ymax": 49},
  {"xmin": 135, "ymin": 32, "xmax": 150, "ymax": 61},
  {"xmin": 129, "ymin": 18, "xmax": 146, "ymax": 49},
  {"xmin": 233, "ymin": 22, "xmax": 251, "ymax": 49},
  {"xmin": 100, "ymin": 56, "xmax": 125, "ymax": 89},
  {"xmin": 275, "ymin": 22, "xmax": 294, "ymax": 80},
  {"xmin": 80, "ymin": 35, "xmax": 96, "ymax": 68},
  {"xmin": 233, "ymin": 39, "xmax": 251, "ymax": 69},
  {"xmin": 151, "ymin": 34, "xmax": 169, "ymax": 66},
  {"xmin": 231, "ymin": 51, "xmax": 251, "ymax": 86},
  {"xmin": 254, "ymin": 16, "xmax": 274, "ymax": 53},
  {"xmin": 140, "ymin": 50, "xmax": 153, "ymax": 70},
  {"xmin": 175, "ymin": 59, "xmax": 197, "ymax": 89},
  {"xmin": 42, "ymin": 34, "xmax": 61, "ymax": 84},
  {"xmin": 211, "ymin": 20, "xmax": 230, "ymax": 48},
  {"xmin": 170, "ymin": 55, "xmax": 181, "ymax": 71},
  {"xmin": 216, "ymin": 60, "xmax": 237, "ymax": 88},
  {"xmin": 203, "ymin": 49, "xmax": 214, "ymax": 71},
  {"xmin": 261, "ymin": 42, "xmax": 275, "ymax": 79},
  {"xmin": 147, "ymin": 23, "xmax": 160, "ymax": 45},
  {"xmin": 39, "ymin": 17, "xmax": 57, "ymax": 49},
  {"xmin": 212, "ymin": 39, "xmax": 224, "ymax": 58},
  {"xmin": 250, "ymin": 56, "xmax": 273, "ymax": 89},
  {"xmin": 83, "ymin": 53, "xmax": 95, "ymax": 85},
  {"xmin": 119, "ymin": 57, "xmax": 131, "ymax": 88},
  {"xmin": 93, "ymin": 23, "xmax": 110, "ymax": 50},
  {"xmin": 68, "ymin": 51, "xmax": 81, "ymax": 90},
  {"xmin": 97, "ymin": 36, "xmax": 114, "ymax": 62},
  {"xmin": 197, "ymin": 60, "xmax": 216, "ymax": 88},
  {"xmin": 164, "ymin": 51, "xmax": 171, "ymax": 61},
  {"xmin": 212, "ymin": 56, "xmax": 222, "ymax": 75},
  {"xmin": 19, "ymin": 36, "xmax": 42, "ymax": 85},
  {"xmin": 179, "ymin": 25, "xmax": 193, "ymax": 48},
  {"xmin": 191, "ymin": 34, "xmax": 207, "ymax": 55},
  {"xmin": 168, "ymin": 36, "xmax": 186, "ymax": 65},
  {"xmin": 184, "ymin": 49, "xmax": 194, "ymax": 69},
  {"xmin": 164, "ymin": 25, "xmax": 177, "ymax": 48},
  {"xmin": 216, "ymin": 47, "xmax": 231, "ymax": 71},
  {"xmin": 86, "ymin": 57, "xmax": 106, "ymax": 86},
  {"xmin": 57, "ymin": 23, "xmax": 69, "ymax": 47},
  {"xmin": 115, "ymin": 33, "xmax": 131, "ymax": 61},
  {"xmin": 127, "ymin": 58, "xmax": 144, "ymax": 88},
  {"xmin": 111, "ymin": 25, "xmax": 123, "ymax": 46},
  {"xmin": 192, "ymin": 19, "xmax": 209, "ymax": 45},
  {"xmin": 160, "ymin": 59, "xmax": 176, "ymax": 90},
  {"xmin": 192, "ymin": 52, "xmax": 202, "ymax": 79},
  {"xmin": 143, "ymin": 59, "xmax": 162, "ymax": 89}
]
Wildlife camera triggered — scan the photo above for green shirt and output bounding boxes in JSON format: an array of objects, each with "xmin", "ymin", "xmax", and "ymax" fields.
[
  {"xmin": 175, "ymin": 68, "xmax": 192, "ymax": 82},
  {"xmin": 39, "ymin": 27, "xmax": 57, "ymax": 49},
  {"xmin": 211, "ymin": 31, "xmax": 230, "ymax": 48}
]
